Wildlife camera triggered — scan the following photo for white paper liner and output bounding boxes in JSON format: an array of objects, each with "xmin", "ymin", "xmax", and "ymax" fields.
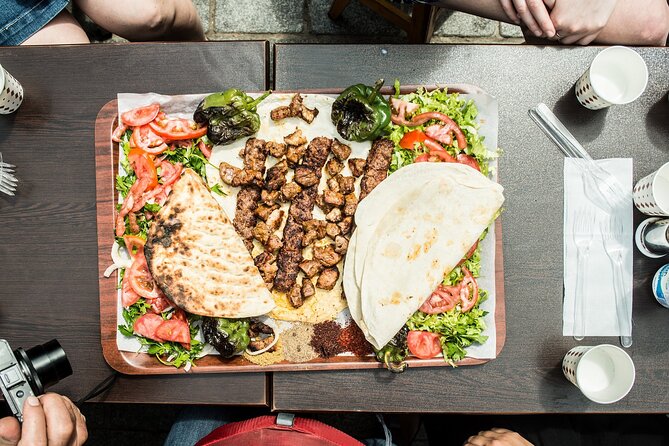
[{"xmin": 113, "ymin": 89, "xmax": 501, "ymax": 361}]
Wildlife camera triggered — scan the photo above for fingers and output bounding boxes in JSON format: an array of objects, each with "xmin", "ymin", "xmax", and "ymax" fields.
[
  {"xmin": 499, "ymin": 0, "xmax": 520, "ymax": 24},
  {"xmin": 20, "ymin": 396, "xmax": 47, "ymax": 446},
  {"xmin": 0, "ymin": 417, "xmax": 20, "ymax": 446},
  {"xmin": 514, "ymin": 0, "xmax": 556, "ymax": 37},
  {"xmin": 543, "ymin": 0, "xmax": 556, "ymax": 9},
  {"xmin": 40, "ymin": 393, "xmax": 87, "ymax": 446},
  {"xmin": 560, "ymin": 31, "xmax": 592, "ymax": 45}
]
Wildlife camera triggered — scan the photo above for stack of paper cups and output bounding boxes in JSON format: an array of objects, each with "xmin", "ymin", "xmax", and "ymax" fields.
[
  {"xmin": 562, "ymin": 344, "xmax": 635, "ymax": 404},
  {"xmin": 0, "ymin": 64, "xmax": 23, "ymax": 114}
]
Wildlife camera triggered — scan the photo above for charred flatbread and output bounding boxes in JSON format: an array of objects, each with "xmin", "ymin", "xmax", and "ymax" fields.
[{"xmin": 145, "ymin": 168, "xmax": 275, "ymax": 318}]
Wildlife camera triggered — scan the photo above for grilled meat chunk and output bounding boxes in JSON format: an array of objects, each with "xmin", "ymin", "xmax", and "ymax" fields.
[
  {"xmin": 326, "ymin": 222, "xmax": 341, "ymax": 239},
  {"xmin": 290, "ymin": 93, "xmax": 319, "ymax": 124},
  {"xmin": 316, "ymin": 193, "xmax": 333, "ymax": 214},
  {"xmin": 281, "ymin": 182, "xmax": 302, "ymax": 201},
  {"xmin": 301, "ymin": 278, "xmax": 316, "ymax": 300},
  {"xmin": 323, "ymin": 190, "xmax": 344, "ymax": 207},
  {"xmin": 299, "ymin": 259, "xmax": 323, "ymax": 279},
  {"xmin": 348, "ymin": 158, "xmax": 366, "ymax": 177},
  {"xmin": 334, "ymin": 235, "xmax": 349, "ymax": 255},
  {"xmin": 266, "ymin": 234, "xmax": 283, "ymax": 251},
  {"xmin": 288, "ymin": 282, "xmax": 304, "ymax": 308},
  {"xmin": 331, "ymin": 139, "xmax": 352, "ymax": 161},
  {"xmin": 266, "ymin": 209, "xmax": 285, "ymax": 232},
  {"xmin": 343, "ymin": 193, "xmax": 358, "ymax": 216},
  {"xmin": 325, "ymin": 158, "xmax": 344, "ymax": 177},
  {"xmin": 265, "ymin": 159, "xmax": 288, "ymax": 191},
  {"xmin": 254, "ymin": 251, "xmax": 278, "ymax": 285},
  {"xmin": 326, "ymin": 177, "xmax": 340, "ymax": 193},
  {"xmin": 294, "ymin": 166, "xmax": 320, "ymax": 187},
  {"xmin": 248, "ymin": 337, "xmax": 276, "ymax": 352},
  {"xmin": 255, "ymin": 203, "xmax": 278, "ymax": 221},
  {"xmin": 360, "ymin": 138, "xmax": 394, "ymax": 200},
  {"xmin": 303, "ymin": 230, "xmax": 318, "ymax": 247},
  {"xmin": 253, "ymin": 221, "xmax": 271, "ymax": 245},
  {"xmin": 242, "ymin": 138, "xmax": 268, "ymax": 173},
  {"xmin": 249, "ymin": 320, "xmax": 274, "ymax": 336},
  {"xmin": 234, "ymin": 187, "xmax": 261, "ymax": 252},
  {"xmin": 338, "ymin": 216, "xmax": 353, "ymax": 235},
  {"xmin": 325, "ymin": 207, "xmax": 343, "ymax": 223},
  {"xmin": 266, "ymin": 141, "xmax": 287, "ymax": 158},
  {"xmin": 303, "ymin": 219, "xmax": 327, "ymax": 239},
  {"xmin": 336, "ymin": 175, "xmax": 355, "ymax": 195},
  {"xmin": 316, "ymin": 266, "xmax": 340, "ymax": 290},
  {"xmin": 286, "ymin": 144, "xmax": 307, "ymax": 167},
  {"xmin": 313, "ymin": 244, "xmax": 342, "ymax": 267},
  {"xmin": 284, "ymin": 128, "xmax": 307, "ymax": 147},
  {"xmin": 270, "ymin": 106, "xmax": 292, "ymax": 121},
  {"xmin": 261, "ymin": 189, "xmax": 281, "ymax": 205},
  {"xmin": 219, "ymin": 162, "xmax": 243, "ymax": 186}
]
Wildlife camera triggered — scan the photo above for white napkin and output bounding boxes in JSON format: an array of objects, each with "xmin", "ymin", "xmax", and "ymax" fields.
[{"xmin": 563, "ymin": 158, "xmax": 633, "ymax": 337}]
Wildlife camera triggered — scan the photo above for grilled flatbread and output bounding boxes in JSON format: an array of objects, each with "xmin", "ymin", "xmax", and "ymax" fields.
[{"xmin": 145, "ymin": 168, "xmax": 275, "ymax": 318}]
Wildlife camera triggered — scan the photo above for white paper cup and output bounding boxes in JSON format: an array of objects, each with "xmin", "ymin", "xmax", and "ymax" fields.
[
  {"xmin": 634, "ymin": 162, "xmax": 669, "ymax": 216},
  {"xmin": 575, "ymin": 46, "xmax": 648, "ymax": 110},
  {"xmin": 562, "ymin": 344, "xmax": 635, "ymax": 404},
  {"xmin": 0, "ymin": 64, "xmax": 24, "ymax": 114}
]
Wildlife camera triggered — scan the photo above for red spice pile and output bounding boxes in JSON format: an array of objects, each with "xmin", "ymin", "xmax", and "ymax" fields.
[
  {"xmin": 338, "ymin": 323, "xmax": 373, "ymax": 356},
  {"xmin": 310, "ymin": 321, "xmax": 344, "ymax": 358}
]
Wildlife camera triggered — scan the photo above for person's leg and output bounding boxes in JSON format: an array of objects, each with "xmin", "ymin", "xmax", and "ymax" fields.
[
  {"xmin": 73, "ymin": 0, "xmax": 205, "ymax": 41},
  {"xmin": 21, "ymin": 10, "xmax": 89, "ymax": 45}
]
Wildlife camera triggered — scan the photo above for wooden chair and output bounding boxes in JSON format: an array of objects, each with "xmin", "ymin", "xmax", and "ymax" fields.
[{"xmin": 329, "ymin": 0, "xmax": 441, "ymax": 44}]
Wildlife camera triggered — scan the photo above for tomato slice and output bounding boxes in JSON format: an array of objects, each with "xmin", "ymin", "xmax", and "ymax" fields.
[
  {"xmin": 127, "ymin": 255, "xmax": 161, "ymax": 299},
  {"xmin": 133, "ymin": 313, "xmax": 165, "ymax": 342},
  {"xmin": 407, "ymin": 331, "xmax": 442, "ymax": 359},
  {"xmin": 456, "ymin": 153, "xmax": 481, "ymax": 172},
  {"xmin": 155, "ymin": 319, "xmax": 191, "ymax": 344},
  {"xmin": 399, "ymin": 130, "xmax": 428, "ymax": 150},
  {"xmin": 429, "ymin": 150, "xmax": 457, "ymax": 163},
  {"xmin": 128, "ymin": 148, "xmax": 158, "ymax": 190},
  {"xmin": 122, "ymin": 235, "xmax": 145, "ymax": 258},
  {"xmin": 414, "ymin": 153, "xmax": 430, "ymax": 163},
  {"xmin": 157, "ymin": 160, "xmax": 183, "ymax": 186},
  {"xmin": 121, "ymin": 273, "xmax": 141, "ymax": 308},
  {"xmin": 146, "ymin": 296, "xmax": 172, "ymax": 314},
  {"xmin": 149, "ymin": 118, "xmax": 207, "ymax": 141},
  {"xmin": 132, "ymin": 125, "xmax": 168, "ymax": 154},
  {"xmin": 459, "ymin": 266, "xmax": 480, "ymax": 312},
  {"xmin": 112, "ymin": 124, "xmax": 128, "ymax": 143},
  {"xmin": 420, "ymin": 284, "xmax": 461, "ymax": 314},
  {"xmin": 198, "ymin": 140, "xmax": 212, "ymax": 159},
  {"xmin": 121, "ymin": 103, "xmax": 160, "ymax": 127},
  {"xmin": 458, "ymin": 241, "xmax": 479, "ymax": 266}
]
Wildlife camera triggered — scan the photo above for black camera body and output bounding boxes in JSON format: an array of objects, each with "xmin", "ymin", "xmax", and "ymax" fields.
[{"xmin": 0, "ymin": 340, "xmax": 72, "ymax": 422}]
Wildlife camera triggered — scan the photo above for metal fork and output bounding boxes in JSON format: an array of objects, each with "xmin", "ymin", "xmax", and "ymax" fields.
[
  {"xmin": 0, "ymin": 152, "xmax": 17, "ymax": 196},
  {"xmin": 602, "ymin": 215, "xmax": 633, "ymax": 348},
  {"xmin": 572, "ymin": 209, "xmax": 595, "ymax": 341}
]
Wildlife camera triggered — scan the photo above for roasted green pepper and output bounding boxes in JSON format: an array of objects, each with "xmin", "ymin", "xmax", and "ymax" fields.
[
  {"xmin": 375, "ymin": 326, "xmax": 409, "ymax": 373},
  {"xmin": 202, "ymin": 317, "xmax": 250, "ymax": 358},
  {"xmin": 193, "ymin": 89, "xmax": 270, "ymax": 145},
  {"xmin": 331, "ymin": 79, "xmax": 391, "ymax": 142}
]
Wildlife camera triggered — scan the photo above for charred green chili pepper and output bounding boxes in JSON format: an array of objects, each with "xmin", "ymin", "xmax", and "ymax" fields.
[
  {"xmin": 202, "ymin": 317, "xmax": 250, "ymax": 358},
  {"xmin": 193, "ymin": 89, "xmax": 270, "ymax": 145},
  {"xmin": 331, "ymin": 79, "xmax": 391, "ymax": 142},
  {"xmin": 375, "ymin": 326, "xmax": 409, "ymax": 373}
]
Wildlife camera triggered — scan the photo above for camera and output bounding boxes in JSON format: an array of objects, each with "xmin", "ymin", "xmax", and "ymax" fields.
[{"xmin": 0, "ymin": 339, "xmax": 72, "ymax": 422}]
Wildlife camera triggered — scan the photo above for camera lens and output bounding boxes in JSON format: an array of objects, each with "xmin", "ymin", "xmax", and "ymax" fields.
[{"xmin": 15, "ymin": 340, "xmax": 72, "ymax": 394}]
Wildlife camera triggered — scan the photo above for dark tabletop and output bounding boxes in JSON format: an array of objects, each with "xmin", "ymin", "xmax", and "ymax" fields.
[
  {"xmin": 272, "ymin": 44, "xmax": 669, "ymax": 413},
  {"xmin": 0, "ymin": 42, "xmax": 270, "ymax": 405}
]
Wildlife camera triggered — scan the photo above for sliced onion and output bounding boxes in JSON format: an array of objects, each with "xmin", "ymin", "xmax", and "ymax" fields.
[
  {"xmin": 245, "ymin": 332, "xmax": 280, "ymax": 356},
  {"xmin": 104, "ymin": 263, "xmax": 119, "ymax": 278},
  {"xmin": 111, "ymin": 241, "xmax": 133, "ymax": 269},
  {"xmin": 184, "ymin": 361, "xmax": 192, "ymax": 372}
]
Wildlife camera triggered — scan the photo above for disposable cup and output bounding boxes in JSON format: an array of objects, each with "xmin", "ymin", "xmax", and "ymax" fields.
[
  {"xmin": 0, "ymin": 64, "xmax": 23, "ymax": 114},
  {"xmin": 574, "ymin": 46, "xmax": 648, "ymax": 110},
  {"xmin": 633, "ymin": 162, "xmax": 669, "ymax": 216},
  {"xmin": 562, "ymin": 344, "xmax": 635, "ymax": 404}
]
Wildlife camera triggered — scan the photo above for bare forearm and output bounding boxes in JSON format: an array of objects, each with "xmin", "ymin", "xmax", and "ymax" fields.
[
  {"xmin": 593, "ymin": 0, "xmax": 669, "ymax": 45},
  {"xmin": 431, "ymin": 0, "xmax": 515, "ymax": 23}
]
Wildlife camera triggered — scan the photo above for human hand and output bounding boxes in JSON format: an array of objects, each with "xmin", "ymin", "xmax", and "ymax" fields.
[
  {"xmin": 0, "ymin": 394, "xmax": 87, "ymax": 446},
  {"xmin": 548, "ymin": 0, "xmax": 619, "ymax": 45},
  {"xmin": 498, "ymin": 0, "xmax": 556, "ymax": 38},
  {"xmin": 464, "ymin": 428, "xmax": 533, "ymax": 446}
]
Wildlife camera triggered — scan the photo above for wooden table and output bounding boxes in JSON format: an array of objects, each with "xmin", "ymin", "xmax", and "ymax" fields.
[
  {"xmin": 272, "ymin": 44, "xmax": 669, "ymax": 413},
  {"xmin": 0, "ymin": 42, "xmax": 270, "ymax": 405}
]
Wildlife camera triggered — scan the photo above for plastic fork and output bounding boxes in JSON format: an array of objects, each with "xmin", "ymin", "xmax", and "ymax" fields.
[
  {"xmin": 572, "ymin": 209, "xmax": 595, "ymax": 341},
  {"xmin": 602, "ymin": 215, "xmax": 633, "ymax": 348},
  {"xmin": 0, "ymin": 152, "xmax": 17, "ymax": 196}
]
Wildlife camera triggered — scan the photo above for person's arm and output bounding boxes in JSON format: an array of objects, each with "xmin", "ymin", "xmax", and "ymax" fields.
[
  {"xmin": 464, "ymin": 428, "xmax": 533, "ymax": 446},
  {"xmin": 73, "ymin": 0, "xmax": 205, "ymax": 41},
  {"xmin": 0, "ymin": 394, "xmax": 87, "ymax": 446}
]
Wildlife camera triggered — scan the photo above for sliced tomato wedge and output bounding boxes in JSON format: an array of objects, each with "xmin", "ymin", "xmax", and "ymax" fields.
[
  {"xmin": 149, "ymin": 118, "xmax": 207, "ymax": 141},
  {"xmin": 132, "ymin": 125, "xmax": 168, "ymax": 155},
  {"xmin": 122, "ymin": 235, "xmax": 145, "ymax": 259},
  {"xmin": 128, "ymin": 149, "xmax": 158, "ymax": 190},
  {"xmin": 198, "ymin": 140, "xmax": 212, "ymax": 159},
  {"xmin": 414, "ymin": 153, "xmax": 430, "ymax": 163},
  {"xmin": 157, "ymin": 160, "xmax": 183, "ymax": 186},
  {"xmin": 407, "ymin": 331, "xmax": 442, "ymax": 359},
  {"xmin": 456, "ymin": 153, "xmax": 481, "ymax": 172},
  {"xmin": 146, "ymin": 296, "xmax": 173, "ymax": 314},
  {"xmin": 420, "ymin": 284, "xmax": 461, "ymax": 314},
  {"xmin": 171, "ymin": 308, "xmax": 188, "ymax": 323},
  {"xmin": 424, "ymin": 124, "xmax": 454, "ymax": 146},
  {"xmin": 155, "ymin": 319, "xmax": 191, "ymax": 344},
  {"xmin": 133, "ymin": 313, "xmax": 165, "ymax": 342},
  {"xmin": 428, "ymin": 150, "xmax": 457, "ymax": 163},
  {"xmin": 459, "ymin": 266, "xmax": 479, "ymax": 312},
  {"xmin": 112, "ymin": 123, "xmax": 128, "ymax": 143},
  {"xmin": 121, "ymin": 103, "xmax": 160, "ymax": 127},
  {"xmin": 127, "ymin": 254, "xmax": 161, "ymax": 299},
  {"xmin": 121, "ymin": 273, "xmax": 141, "ymax": 308},
  {"xmin": 399, "ymin": 130, "xmax": 428, "ymax": 150}
]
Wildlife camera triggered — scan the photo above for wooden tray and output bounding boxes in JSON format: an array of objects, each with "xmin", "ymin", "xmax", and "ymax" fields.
[{"xmin": 95, "ymin": 87, "xmax": 506, "ymax": 375}]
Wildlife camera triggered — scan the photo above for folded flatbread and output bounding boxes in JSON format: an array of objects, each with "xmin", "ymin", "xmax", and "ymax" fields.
[
  {"xmin": 145, "ymin": 168, "xmax": 275, "ymax": 318},
  {"xmin": 344, "ymin": 162, "xmax": 504, "ymax": 349}
]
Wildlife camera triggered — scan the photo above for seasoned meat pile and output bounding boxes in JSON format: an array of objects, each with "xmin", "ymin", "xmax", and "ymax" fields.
[
  {"xmin": 274, "ymin": 137, "xmax": 332, "ymax": 292},
  {"xmin": 359, "ymin": 138, "xmax": 394, "ymax": 200},
  {"xmin": 270, "ymin": 93, "xmax": 319, "ymax": 124}
]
